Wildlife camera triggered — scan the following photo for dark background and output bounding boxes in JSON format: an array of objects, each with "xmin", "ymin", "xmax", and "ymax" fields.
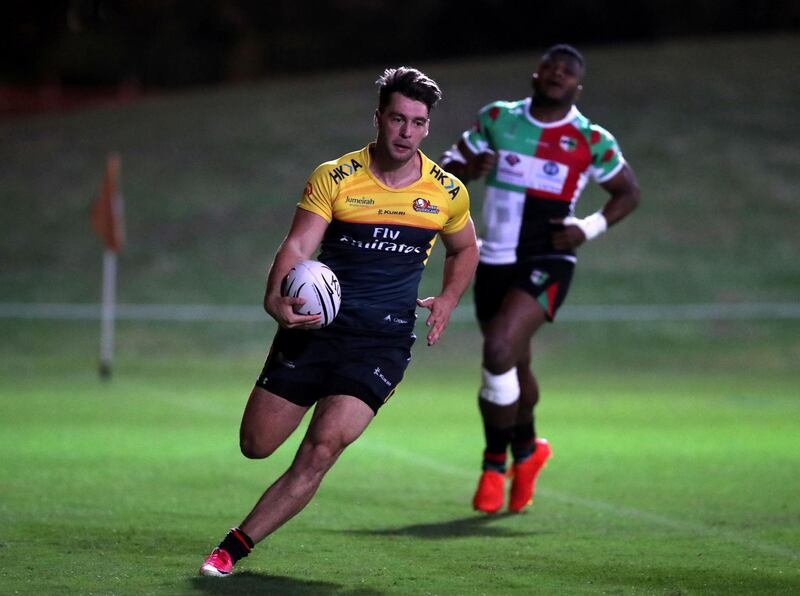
[{"xmin": 3, "ymin": 0, "xmax": 799, "ymax": 89}]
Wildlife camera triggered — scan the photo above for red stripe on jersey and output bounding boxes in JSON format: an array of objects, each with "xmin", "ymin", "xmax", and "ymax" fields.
[
  {"xmin": 488, "ymin": 106, "xmax": 501, "ymax": 121},
  {"xmin": 590, "ymin": 130, "xmax": 601, "ymax": 144},
  {"xmin": 602, "ymin": 148, "xmax": 615, "ymax": 163},
  {"xmin": 532, "ymin": 126, "xmax": 592, "ymax": 202}
]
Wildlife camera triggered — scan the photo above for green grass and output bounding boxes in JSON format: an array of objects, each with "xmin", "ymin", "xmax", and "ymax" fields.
[
  {"xmin": 1, "ymin": 319, "xmax": 799, "ymax": 594},
  {"xmin": 2, "ymin": 33, "xmax": 800, "ymax": 594}
]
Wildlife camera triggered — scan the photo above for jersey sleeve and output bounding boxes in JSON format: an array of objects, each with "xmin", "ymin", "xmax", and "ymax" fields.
[
  {"xmin": 462, "ymin": 101, "xmax": 502, "ymax": 154},
  {"xmin": 589, "ymin": 125, "xmax": 625, "ymax": 183},
  {"xmin": 297, "ymin": 161, "xmax": 337, "ymax": 221},
  {"xmin": 441, "ymin": 182, "xmax": 471, "ymax": 235}
]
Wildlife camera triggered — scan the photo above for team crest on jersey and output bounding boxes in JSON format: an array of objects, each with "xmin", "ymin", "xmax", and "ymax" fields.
[
  {"xmin": 412, "ymin": 198, "xmax": 439, "ymax": 214},
  {"xmin": 505, "ymin": 154, "xmax": 521, "ymax": 166},
  {"xmin": 559, "ymin": 136, "xmax": 578, "ymax": 152}
]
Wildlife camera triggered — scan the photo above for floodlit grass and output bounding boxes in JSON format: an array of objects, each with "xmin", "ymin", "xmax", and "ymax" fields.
[{"xmin": 1, "ymin": 319, "xmax": 799, "ymax": 594}]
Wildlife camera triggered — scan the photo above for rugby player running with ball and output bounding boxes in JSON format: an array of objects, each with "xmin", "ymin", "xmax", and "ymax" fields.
[{"xmin": 199, "ymin": 66, "xmax": 478, "ymax": 577}]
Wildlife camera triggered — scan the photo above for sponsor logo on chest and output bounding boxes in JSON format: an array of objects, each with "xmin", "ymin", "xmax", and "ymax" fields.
[{"xmin": 338, "ymin": 226, "xmax": 423, "ymax": 254}]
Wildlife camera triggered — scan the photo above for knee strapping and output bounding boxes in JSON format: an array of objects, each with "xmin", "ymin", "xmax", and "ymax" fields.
[{"xmin": 479, "ymin": 367, "xmax": 520, "ymax": 405}]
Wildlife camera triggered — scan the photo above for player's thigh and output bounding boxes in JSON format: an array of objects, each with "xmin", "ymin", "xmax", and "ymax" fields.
[
  {"xmin": 309, "ymin": 395, "xmax": 375, "ymax": 446},
  {"xmin": 294, "ymin": 395, "xmax": 375, "ymax": 468},
  {"xmin": 484, "ymin": 288, "xmax": 548, "ymax": 355},
  {"xmin": 240, "ymin": 386, "xmax": 309, "ymax": 458}
]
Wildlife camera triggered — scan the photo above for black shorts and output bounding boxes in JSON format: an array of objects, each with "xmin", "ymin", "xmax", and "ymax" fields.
[
  {"xmin": 255, "ymin": 328, "xmax": 415, "ymax": 414},
  {"xmin": 474, "ymin": 257, "xmax": 575, "ymax": 323}
]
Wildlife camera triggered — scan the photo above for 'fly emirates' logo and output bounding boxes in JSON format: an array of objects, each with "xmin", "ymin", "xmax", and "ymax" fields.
[{"xmin": 339, "ymin": 227, "xmax": 423, "ymax": 254}]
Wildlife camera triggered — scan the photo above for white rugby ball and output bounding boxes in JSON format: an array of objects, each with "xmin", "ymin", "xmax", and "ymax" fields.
[{"xmin": 282, "ymin": 260, "xmax": 341, "ymax": 329}]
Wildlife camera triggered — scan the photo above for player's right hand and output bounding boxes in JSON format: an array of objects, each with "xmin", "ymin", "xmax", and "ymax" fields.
[
  {"xmin": 549, "ymin": 218, "xmax": 587, "ymax": 250},
  {"xmin": 264, "ymin": 295, "xmax": 321, "ymax": 329}
]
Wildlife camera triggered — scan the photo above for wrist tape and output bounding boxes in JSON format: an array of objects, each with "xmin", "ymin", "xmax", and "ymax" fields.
[{"xmin": 563, "ymin": 211, "xmax": 607, "ymax": 241}]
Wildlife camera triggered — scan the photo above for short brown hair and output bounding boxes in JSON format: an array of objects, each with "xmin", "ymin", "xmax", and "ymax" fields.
[{"xmin": 375, "ymin": 67, "xmax": 442, "ymax": 113}]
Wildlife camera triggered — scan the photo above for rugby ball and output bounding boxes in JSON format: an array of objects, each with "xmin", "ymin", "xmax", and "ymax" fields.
[{"xmin": 281, "ymin": 260, "xmax": 341, "ymax": 329}]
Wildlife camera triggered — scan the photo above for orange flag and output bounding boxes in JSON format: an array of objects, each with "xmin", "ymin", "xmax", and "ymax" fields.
[{"xmin": 91, "ymin": 154, "xmax": 125, "ymax": 252}]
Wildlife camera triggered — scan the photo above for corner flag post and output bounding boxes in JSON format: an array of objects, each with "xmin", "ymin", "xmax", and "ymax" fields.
[{"xmin": 90, "ymin": 154, "xmax": 125, "ymax": 380}]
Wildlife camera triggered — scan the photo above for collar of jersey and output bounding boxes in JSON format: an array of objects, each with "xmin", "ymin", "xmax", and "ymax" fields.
[
  {"xmin": 363, "ymin": 143, "xmax": 426, "ymax": 191},
  {"xmin": 523, "ymin": 98, "xmax": 580, "ymax": 129}
]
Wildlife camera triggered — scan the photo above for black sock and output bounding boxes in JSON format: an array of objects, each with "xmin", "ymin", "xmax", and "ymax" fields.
[
  {"xmin": 482, "ymin": 424, "xmax": 512, "ymax": 472},
  {"xmin": 511, "ymin": 422, "xmax": 535, "ymax": 463},
  {"xmin": 218, "ymin": 527, "xmax": 254, "ymax": 564}
]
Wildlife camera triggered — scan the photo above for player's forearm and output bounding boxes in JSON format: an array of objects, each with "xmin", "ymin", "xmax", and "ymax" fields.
[
  {"xmin": 264, "ymin": 241, "xmax": 309, "ymax": 306},
  {"xmin": 439, "ymin": 243, "xmax": 479, "ymax": 303},
  {"xmin": 441, "ymin": 157, "xmax": 469, "ymax": 182},
  {"xmin": 441, "ymin": 140, "xmax": 479, "ymax": 183},
  {"xmin": 602, "ymin": 187, "xmax": 640, "ymax": 226},
  {"xmin": 600, "ymin": 164, "xmax": 641, "ymax": 227}
]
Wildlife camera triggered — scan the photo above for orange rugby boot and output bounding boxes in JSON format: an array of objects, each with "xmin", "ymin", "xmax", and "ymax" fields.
[
  {"xmin": 472, "ymin": 470, "xmax": 505, "ymax": 513},
  {"xmin": 508, "ymin": 438, "xmax": 551, "ymax": 513}
]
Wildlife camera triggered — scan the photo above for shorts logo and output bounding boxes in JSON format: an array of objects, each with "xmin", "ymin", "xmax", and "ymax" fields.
[
  {"xmin": 559, "ymin": 136, "xmax": 577, "ymax": 152},
  {"xmin": 530, "ymin": 269, "xmax": 549, "ymax": 286},
  {"xmin": 383, "ymin": 314, "xmax": 409, "ymax": 325},
  {"xmin": 412, "ymin": 198, "xmax": 439, "ymax": 214},
  {"xmin": 276, "ymin": 352, "xmax": 296, "ymax": 369},
  {"xmin": 374, "ymin": 366, "xmax": 393, "ymax": 387},
  {"xmin": 542, "ymin": 161, "xmax": 560, "ymax": 176}
]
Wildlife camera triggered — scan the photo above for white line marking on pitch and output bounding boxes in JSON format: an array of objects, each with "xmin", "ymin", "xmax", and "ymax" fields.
[{"xmin": 359, "ymin": 438, "xmax": 799, "ymax": 561}]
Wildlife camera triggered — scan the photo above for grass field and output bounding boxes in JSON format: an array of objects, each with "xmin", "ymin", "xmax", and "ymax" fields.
[
  {"xmin": 1, "ymin": 318, "xmax": 799, "ymax": 594},
  {"xmin": 2, "ymin": 33, "xmax": 800, "ymax": 594}
]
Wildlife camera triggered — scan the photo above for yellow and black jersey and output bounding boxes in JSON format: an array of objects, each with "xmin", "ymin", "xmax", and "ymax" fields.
[{"xmin": 298, "ymin": 144, "xmax": 470, "ymax": 336}]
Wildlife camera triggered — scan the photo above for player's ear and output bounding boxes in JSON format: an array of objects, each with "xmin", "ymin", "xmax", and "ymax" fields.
[
  {"xmin": 373, "ymin": 110, "xmax": 380, "ymax": 128},
  {"xmin": 575, "ymin": 84, "xmax": 583, "ymax": 101}
]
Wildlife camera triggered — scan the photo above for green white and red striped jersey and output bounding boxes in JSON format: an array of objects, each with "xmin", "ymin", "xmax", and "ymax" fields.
[{"xmin": 463, "ymin": 98, "xmax": 625, "ymax": 263}]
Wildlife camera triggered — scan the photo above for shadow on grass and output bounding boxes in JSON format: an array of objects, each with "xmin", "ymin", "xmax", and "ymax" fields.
[
  {"xmin": 190, "ymin": 572, "xmax": 383, "ymax": 595},
  {"xmin": 341, "ymin": 512, "xmax": 547, "ymax": 539}
]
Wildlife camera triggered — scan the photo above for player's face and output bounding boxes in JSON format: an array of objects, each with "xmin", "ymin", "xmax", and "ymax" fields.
[
  {"xmin": 375, "ymin": 92, "xmax": 430, "ymax": 163},
  {"xmin": 532, "ymin": 54, "xmax": 584, "ymax": 106}
]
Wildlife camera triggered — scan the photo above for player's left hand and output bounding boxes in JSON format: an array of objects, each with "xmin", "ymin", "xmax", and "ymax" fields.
[
  {"xmin": 550, "ymin": 218, "xmax": 587, "ymax": 250},
  {"xmin": 416, "ymin": 295, "xmax": 457, "ymax": 346}
]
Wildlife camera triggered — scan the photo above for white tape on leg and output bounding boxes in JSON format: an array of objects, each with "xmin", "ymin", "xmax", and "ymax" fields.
[{"xmin": 479, "ymin": 367, "xmax": 520, "ymax": 405}]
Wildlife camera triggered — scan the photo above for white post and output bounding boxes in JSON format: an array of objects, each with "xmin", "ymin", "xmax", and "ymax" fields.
[{"xmin": 99, "ymin": 249, "xmax": 117, "ymax": 380}]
